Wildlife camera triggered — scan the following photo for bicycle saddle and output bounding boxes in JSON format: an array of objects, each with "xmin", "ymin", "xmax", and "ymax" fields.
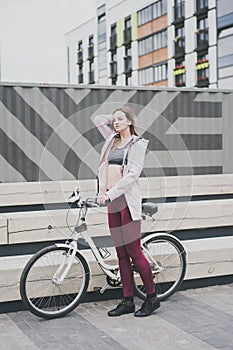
[{"xmin": 142, "ymin": 202, "xmax": 158, "ymax": 216}]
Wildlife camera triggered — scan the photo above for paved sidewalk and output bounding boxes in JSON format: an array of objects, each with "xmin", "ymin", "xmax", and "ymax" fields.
[{"xmin": 0, "ymin": 284, "xmax": 233, "ymax": 350}]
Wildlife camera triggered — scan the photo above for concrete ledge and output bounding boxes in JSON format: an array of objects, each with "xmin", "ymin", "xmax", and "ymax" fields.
[
  {"xmin": 1, "ymin": 174, "xmax": 233, "ymax": 207},
  {"xmin": 0, "ymin": 236, "xmax": 232, "ymax": 303},
  {"xmin": 6, "ymin": 198, "xmax": 233, "ymax": 244},
  {"xmin": 1, "ymin": 174, "xmax": 233, "ymax": 304},
  {"xmin": 0, "ymin": 215, "xmax": 8, "ymax": 245}
]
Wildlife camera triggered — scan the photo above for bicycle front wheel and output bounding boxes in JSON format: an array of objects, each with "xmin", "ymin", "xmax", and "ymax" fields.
[
  {"xmin": 134, "ymin": 234, "xmax": 186, "ymax": 301},
  {"xmin": 20, "ymin": 245, "xmax": 90, "ymax": 319}
]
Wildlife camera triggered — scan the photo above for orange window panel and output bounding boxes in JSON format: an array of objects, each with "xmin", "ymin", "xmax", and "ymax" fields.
[
  {"xmin": 152, "ymin": 47, "xmax": 168, "ymax": 64},
  {"xmin": 138, "ymin": 52, "xmax": 153, "ymax": 69},
  {"xmin": 152, "ymin": 14, "xmax": 168, "ymax": 32}
]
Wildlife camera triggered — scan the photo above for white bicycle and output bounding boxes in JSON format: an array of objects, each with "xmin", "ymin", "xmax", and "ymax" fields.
[{"xmin": 20, "ymin": 188, "xmax": 187, "ymax": 319}]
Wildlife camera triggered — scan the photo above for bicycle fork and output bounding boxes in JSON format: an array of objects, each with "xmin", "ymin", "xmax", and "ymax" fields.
[{"xmin": 52, "ymin": 242, "xmax": 78, "ymax": 285}]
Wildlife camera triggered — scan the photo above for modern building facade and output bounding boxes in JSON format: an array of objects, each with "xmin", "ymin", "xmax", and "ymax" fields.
[
  {"xmin": 217, "ymin": 0, "xmax": 233, "ymax": 88},
  {"xmin": 65, "ymin": 0, "xmax": 233, "ymax": 88}
]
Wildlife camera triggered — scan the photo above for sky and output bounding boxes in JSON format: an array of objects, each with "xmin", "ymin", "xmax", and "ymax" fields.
[{"xmin": 0, "ymin": 0, "xmax": 96, "ymax": 84}]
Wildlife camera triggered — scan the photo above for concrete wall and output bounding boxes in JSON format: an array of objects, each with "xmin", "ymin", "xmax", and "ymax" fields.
[{"xmin": 1, "ymin": 83, "xmax": 233, "ymax": 183}]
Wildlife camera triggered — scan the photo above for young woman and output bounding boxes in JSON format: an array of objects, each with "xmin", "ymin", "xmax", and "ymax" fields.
[{"xmin": 93, "ymin": 106, "xmax": 160, "ymax": 317}]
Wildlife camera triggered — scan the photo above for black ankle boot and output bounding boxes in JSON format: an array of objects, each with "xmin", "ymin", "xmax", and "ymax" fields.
[
  {"xmin": 108, "ymin": 301, "xmax": 135, "ymax": 317},
  {"xmin": 134, "ymin": 297, "xmax": 160, "ymax": 317}
]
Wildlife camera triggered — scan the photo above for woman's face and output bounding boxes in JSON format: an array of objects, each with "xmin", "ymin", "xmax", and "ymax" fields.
[{"xmin": 112, "ymin": 111, "xmax": 131, "ymax": 133}]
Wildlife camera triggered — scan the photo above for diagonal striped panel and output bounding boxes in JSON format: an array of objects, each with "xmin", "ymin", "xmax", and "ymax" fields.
[
  {"xmin": 0, "ymin": 101, "xmax": 76, "ymax": 181},
  {"xmin": 15, "ymin": 87, "xmax": 99, "ymax": 178},
  {"xmin": 143, "ymin": 91, "xmax": 222, "ymax": 151},
  {"xmin": 0, "ymin": 85, "xmax": 226, "ymax": 182},
  {"xmin": 0, "ymin": 86, "xmax": 91, "ymax": 180},
  {"xmin": 0, "ymin": 128, "xmax": 50, "ymax": 182},
  {"xmin": 0, "ymin": 155, "xmax": 26, "ymax": 182}
]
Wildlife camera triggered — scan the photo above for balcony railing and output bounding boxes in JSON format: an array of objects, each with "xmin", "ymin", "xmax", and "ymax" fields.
[
  {"xmin": 124, "ymin": 56, "xmax": 132, "ymax": 74},
  {"xmin": 123, "ymin": 27, "xmax": 131, "ymax": 45},
  {"xmin": 173, "ymin": 1, "xmax": 185, "ymax": 23},
  {"xmin": 110, "ymin": 61, "xmax": 117, "ymax": 78},
  {"xmin": 88, "ymin": 70, "xmax": 95, "ymax": 84},
  {"xmin": 78, "ymin": 73, "xmax": 83, "ymax": 84},
  {"xmin": 196, "ymin": 76, "xmax": 209, "ymax": 87},
  {"xmin": 88, "ymin": 45, "xmax": 94, "ymax": 60},
  {"xmin": 174, "ymin": 37, "xmax": 185, "ymax": 57},
  {"xmin": 77, "ymin": 50, "xmax": 83, "ymax": 64},
  {"xmin": 196, "ymin": 29, "xmax": 209, "ymax": 50},
  {"xmin": 110, "ymin": 34, "xmax": 117, "ymax": 51}
]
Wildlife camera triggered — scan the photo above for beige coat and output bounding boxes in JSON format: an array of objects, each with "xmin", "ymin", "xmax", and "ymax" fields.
[{"xmin": 93, "ymin": 114, "xmax": 149, "ymax": 221}]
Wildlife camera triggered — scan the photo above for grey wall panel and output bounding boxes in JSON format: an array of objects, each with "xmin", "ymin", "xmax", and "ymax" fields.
[{"xmin": 0, "ymin": 84, "xmax": 231, "ymax": 183}]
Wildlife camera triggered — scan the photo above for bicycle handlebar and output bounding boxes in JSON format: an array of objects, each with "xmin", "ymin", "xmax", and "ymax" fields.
[{"xmin": 68, "ymin": 188, "xmax": 109, "ymax": 208}]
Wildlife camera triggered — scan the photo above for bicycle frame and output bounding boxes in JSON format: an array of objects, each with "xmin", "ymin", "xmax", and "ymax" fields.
[
  {"xmin": 56, "ymin": 204, "xmax": 121, "ymax": 284},
  {"xmin": 54, "ymin": 196, "xmax": 187, "ymax": 293}
]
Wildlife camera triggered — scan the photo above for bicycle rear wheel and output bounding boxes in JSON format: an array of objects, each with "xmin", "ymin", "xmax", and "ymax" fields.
[
  {"xmin": 20, "ymin": 245, "xmax": 90, "ymax": 319},
  {"xmin": 134, "ymin": 234, "xmax": 186, "ymax": 301}
]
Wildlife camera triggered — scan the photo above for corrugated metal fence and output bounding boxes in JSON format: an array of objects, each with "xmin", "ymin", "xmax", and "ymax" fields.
[{"xmin": 0, "ymin": 83, "xmax": 233, "ymax": 183}]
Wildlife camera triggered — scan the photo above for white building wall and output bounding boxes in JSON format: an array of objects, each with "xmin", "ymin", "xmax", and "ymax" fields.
[
  {"xmin": 65, "ymin": 0, "xmax": 220, "ymax": 88},
  {"xmin": 185, "ymin": 13, "xmax": 196, "ymax": 87},
  {"xmin": 167, "ymin": 1, "xmax": 175, "ymax": 87},
  {"xmin": 116, "ymin": 46, "xmax": 125, "ymax": 85},
  {"xmin": 208, "ymin": 6, "xmax": 218, "ymax": 87},
  {"xmin": 167, "ymin": 0, "xmax": 218, "ymax": 88},
  {"xmin": 65, "ymin": 18, "xmax": 96, "ymax": 84},
  {"xmin": 131, "ymin": 40, "xmax": 139, "ymax": 86}
]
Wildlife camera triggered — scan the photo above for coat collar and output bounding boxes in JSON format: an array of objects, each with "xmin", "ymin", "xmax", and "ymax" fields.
[{"xmin": 99, "ymin": 133, "xmax": 142, "ymax": 165}]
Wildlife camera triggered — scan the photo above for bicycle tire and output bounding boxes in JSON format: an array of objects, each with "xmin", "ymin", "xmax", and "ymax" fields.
[
  {"xmin": 134, "ymin": 234, "xmax": 186, "ymax": 301},
  {"xmin": 20, "ymin": 245, "xmax": 90, "ymax": 319}
]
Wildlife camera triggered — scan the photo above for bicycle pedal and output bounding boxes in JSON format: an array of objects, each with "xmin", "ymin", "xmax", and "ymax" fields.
[{"xmin": 93, "ymin": 287, "xmax": 101, "ymax": 293}]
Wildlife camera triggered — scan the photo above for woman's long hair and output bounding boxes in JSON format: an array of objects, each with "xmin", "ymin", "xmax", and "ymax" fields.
[{"xmin": 112, "ymin": 106, "xmax": 139, "ymax": 136}]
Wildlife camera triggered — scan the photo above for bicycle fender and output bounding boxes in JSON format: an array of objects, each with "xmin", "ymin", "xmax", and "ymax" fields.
[{"xmin": 141, "ymin": 232, "xmax": 187, "ymax": 255}]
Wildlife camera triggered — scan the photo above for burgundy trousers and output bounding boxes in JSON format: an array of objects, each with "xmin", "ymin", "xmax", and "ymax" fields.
[{"xmin": 107, "ymin": 195, "xmax": 155, "ymax": 298}]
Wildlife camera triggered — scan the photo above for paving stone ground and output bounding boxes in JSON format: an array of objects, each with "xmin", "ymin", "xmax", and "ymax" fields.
[{"xmin": 1, "ymin": 284, "xmax": 233, "ymax": 350}]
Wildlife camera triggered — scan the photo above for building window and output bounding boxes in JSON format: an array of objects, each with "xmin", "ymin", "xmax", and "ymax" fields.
[
  {"xmin": 98, "ymin": 5, "xmax": 107, "ymax": 79},
  {"xmin": 196, "ymin": 17, "xmax": 209, "ymax": 50},
  {"xmin": 88, "ymin": 35, "xmax": 94, "ymax": 61},
  {"xmin": 173, "ymin": 0, "xmax": 185, "ymax": 23},
  {"xmin": 153, "ymin": 0, "xmax": 167, "ymax": 19},
  {"xmin": 174, "ymin": 26, "xmax": 185, "ymax": 57},
  {"xmin": 126, "ymin": 74, "xmax": 132, "ymax": 86},
  {"xmin": 124, "ymin": 46, "xmax": 132, "ymax": 74},
  {"xmin": 78, "ymin": 64, "xmax": 83, "ymax": 84},
  {"xmin": 218, "ymin": 27, "xmax": 233, "ymax": 67},
  {"xmin": 138, "ymin": 0, "xmax": 167, "ymax": 26},
  {"xmin": 110, "ymin": 51, "xmax": 117, "ymax": 84},
  {"xmin": 196, "ymin": 52, "xmax": 209, "ymax": 87},
  {"xmin": 110, "ymin": 24, "xmax": 117, "ymax": 51},
  {"xmin": 77, "ymin": 41, "xmax": 83, "ymax": 64},
  {"xmin": 139, "ymin": 62, "xmax": 168, "ymax": 85},
  {"xmin": 174, "ymin": 59, "xmax": 186, "ymax": 86},
  {"xmin": 138, "ymin": 29, "xmax": 167, "ymax": 56},
  {"xmin": 196, "ymin": 0, "xmax": 208, "ymax": 13},
  {"xmin": 139, "ymin": 66, "xmax": 154, "ymax": 85},
  {"xmin": 139, "ymin": 36, "xmax": 153, "ymax": 56},
  {"xmin": 154, "ymin": 29, "xmax": 167, "ymax": 50},
  {"xmin": 138, "ymin": 4, "xmax": 153, "ymax": 25},
  {"xmin": 89, "ymin": 61, "xmax": 95, "ymax": 84},
  {"xmin": 124, "ymin": 16, "xmax": 131, "ymax": 45},
  {"xmin": 154, "ymin": 62, "xmax": 168, "ymax": 82}
]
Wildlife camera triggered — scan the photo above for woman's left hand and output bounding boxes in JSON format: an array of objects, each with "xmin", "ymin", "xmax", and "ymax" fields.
[{"xmin": 97, "ymin": 194, "xmax": 109, "ymax": 205}]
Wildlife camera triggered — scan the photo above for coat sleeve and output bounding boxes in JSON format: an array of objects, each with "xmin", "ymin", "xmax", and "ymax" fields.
[
  {"xmin": 92, "ymin": 114, "xmax": 114, "ymax": 140},
  {"xmin": 106, "ymin": 139, "xmax": 149, "ymax": 201}
]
